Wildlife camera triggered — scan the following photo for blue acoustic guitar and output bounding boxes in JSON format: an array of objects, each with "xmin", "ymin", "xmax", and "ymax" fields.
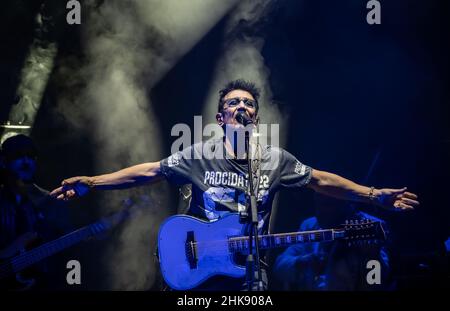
[{"xmin": 158, "ymin": 213, "xmax": 387, "ymax": 290}]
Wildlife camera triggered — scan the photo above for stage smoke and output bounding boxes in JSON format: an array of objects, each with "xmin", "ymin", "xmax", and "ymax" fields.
[
  {"xmin": 52, "ymin": 0, "xmax": 238, "ymax": 290},
  {"xmin": 202, "ymin": 0, "xmax": 287, "ymax": 147}
]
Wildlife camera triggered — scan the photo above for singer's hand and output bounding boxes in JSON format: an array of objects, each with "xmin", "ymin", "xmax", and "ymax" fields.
[
  {"xmin": 375, "ymin": 187, "xmax": 419, "ymax": 211},
  {"xmin": 50, "ymin": 176, "xmax": 93, "ymax": 201}
]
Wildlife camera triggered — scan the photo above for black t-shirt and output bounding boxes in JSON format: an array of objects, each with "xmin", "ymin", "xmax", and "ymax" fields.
[{"xmin": 160, "ymin": 138, "xmax": 312, "ymax": 234}]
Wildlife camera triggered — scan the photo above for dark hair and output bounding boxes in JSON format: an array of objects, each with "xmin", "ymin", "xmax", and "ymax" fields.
[
  {"xmin": 218, "ymin": 79, "xmax": 261, "ymax": 114},
  {"xmin": 0, "ymin": 134, "xmax": 37, "ymax": 162}
]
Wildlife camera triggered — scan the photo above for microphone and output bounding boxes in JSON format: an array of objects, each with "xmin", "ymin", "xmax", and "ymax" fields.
[{"xmin": 235, "ymin": 111, "xmax": 253, "ymax": 126}]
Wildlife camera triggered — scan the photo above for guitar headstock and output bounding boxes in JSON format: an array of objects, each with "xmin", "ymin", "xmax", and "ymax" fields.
[
  {"xmin": 89, "ymin": 207, "xmax": 132, "ymax": 237},
  {"xmin": 88, "ymin": 197, "xmax": 150, "ymax": 238},
  {"xmin": 341, "ymin": 219, "xmax": 387, "ymax": 245},
  {"xmin": 100, "ymin": 208, "xmax": 131, "ymax": 230}
]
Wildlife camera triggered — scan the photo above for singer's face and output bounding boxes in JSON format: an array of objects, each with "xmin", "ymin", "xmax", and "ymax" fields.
[{"xmin": 218, "ymin": 89, "xmax": 257, "ymax": 128}]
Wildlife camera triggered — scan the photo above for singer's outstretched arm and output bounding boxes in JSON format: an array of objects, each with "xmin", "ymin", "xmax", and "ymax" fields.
[
  {"xmin": 50, "ymin": 161, "xmax": 163, "ymax": 200},
  {"xmin": 307, "ymin": 169, "xmax": 419, "ymax": 211}
]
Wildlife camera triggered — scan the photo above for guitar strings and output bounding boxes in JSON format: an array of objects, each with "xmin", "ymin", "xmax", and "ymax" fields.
[
  {"xmin": 186, "ymin": 230, "xmax": 333, "ymax": 252},
  {"xmin": 8, "ymin": 228, "xmax": 91, "ymax": 272}
]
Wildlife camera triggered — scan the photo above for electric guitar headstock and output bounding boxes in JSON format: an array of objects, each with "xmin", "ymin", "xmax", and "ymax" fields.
[{"xmin": 88, "ymin": 203, "xmax": 135, "ymax": 237}]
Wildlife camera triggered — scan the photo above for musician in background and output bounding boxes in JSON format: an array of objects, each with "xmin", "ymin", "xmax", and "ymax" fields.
[
  {"xmin": 0, "ymin": 134, "xmax": 70, "ymax": 290},
  {"xmin": 272, "ymin": 193, "xmax": 392, "ymax": 290},
  {"xmin": 50, "ymin": 79, "xmax": 419, "ymax": 290}
]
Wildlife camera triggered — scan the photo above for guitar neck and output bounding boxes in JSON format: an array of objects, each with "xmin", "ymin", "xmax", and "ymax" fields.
[
  {"xmin": 228, "ymin": 228, "xmax": 345, "ymax": 253},
  {"xmin": 0, "ymin": 222, "xmax": 105, "ymax": 279}
]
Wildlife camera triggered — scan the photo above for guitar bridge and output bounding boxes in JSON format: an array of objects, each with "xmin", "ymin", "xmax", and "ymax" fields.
[{"xmin": 185, "ymin": 231, "xmax": 197, "ymax": 269}]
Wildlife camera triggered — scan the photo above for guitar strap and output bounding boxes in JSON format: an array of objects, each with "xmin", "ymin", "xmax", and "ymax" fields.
[{"xmin": 177, "ymin": 184, "xmax": 192, "ymax": 215}]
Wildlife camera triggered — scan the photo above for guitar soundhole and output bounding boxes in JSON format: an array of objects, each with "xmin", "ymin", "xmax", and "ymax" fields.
[{"xmin": 185, "ymin": 231, "xmax": 198, "ymax": 269}]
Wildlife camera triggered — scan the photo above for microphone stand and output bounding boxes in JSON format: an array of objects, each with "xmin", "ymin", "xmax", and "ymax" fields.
[{"xmin": 241, "ymin": 128, "xmax": 264, "ymax": 291}]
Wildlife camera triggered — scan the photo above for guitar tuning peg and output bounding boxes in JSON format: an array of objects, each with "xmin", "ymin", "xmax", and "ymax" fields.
[
  {"xmin": 345, "ymin": 220, "xmax": 349, "ymax": 224},
  {"xmin": 350, "ymin": 220, "xmax": 354, "ymax": 224}
]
